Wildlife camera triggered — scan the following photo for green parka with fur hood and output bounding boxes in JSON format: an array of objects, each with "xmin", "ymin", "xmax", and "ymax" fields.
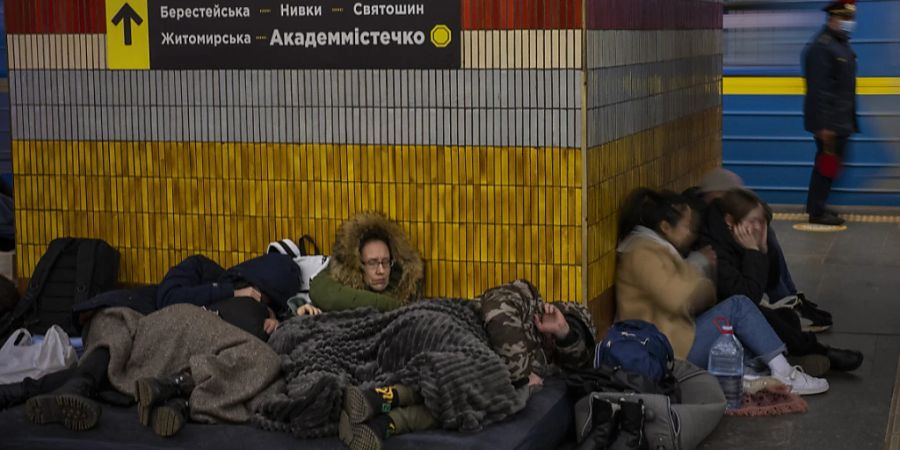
[{"xmin": 309, "ymin": 212, "xmax": 424, "ymax": 312}]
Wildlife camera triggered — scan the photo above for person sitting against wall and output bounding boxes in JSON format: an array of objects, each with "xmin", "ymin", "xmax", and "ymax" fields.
[
  {"xmin": 615, "ymin": 188, "xmax": 829, "ymax": 395},
  {"xmin": 696, "ymin": 187, "xmax": 863, "ymax": 374},
  {"xmin": 308, "ymin": 212, "xmax": 424, "ymax": 313},
  {"xmin": 684, "ymin": 168, "xmax": 833, "ymax": 332},
  {"xmin": 0, "ymin": 253, "xmax": 300, "ymax": 437}
]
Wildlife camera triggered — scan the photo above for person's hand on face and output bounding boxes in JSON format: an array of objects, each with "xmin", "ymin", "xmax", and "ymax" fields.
[
  {"xmin": 534, "ymin": 303, "xmax": 571, "ymax": 340},
  {"xmin": 731, "ymin": 223, "xmax": 759, "ymax": 251},
  {"xmin": 756, "ymin": 221, "xmax": 769, "ymax": 254},
  {"xmin": 234, "ymin": 286, "xmax": 262, "ymax": 302}
]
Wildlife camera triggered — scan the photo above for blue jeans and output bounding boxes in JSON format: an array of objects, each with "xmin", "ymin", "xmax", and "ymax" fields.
[
  {"xmin": 687, "ymin": 296, "xmax": 786, "ymax": 370},
  {"xmin": 766, "ymin": 227, "xmax": 799, "ymax": 301}
]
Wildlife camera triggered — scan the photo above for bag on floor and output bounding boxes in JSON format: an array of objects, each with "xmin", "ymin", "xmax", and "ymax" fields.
[
  {"xmin": 0, "ymin": 325, "xmax": 77, "ymax": 384},
  {"xmin": 574, "ymin": 361, "xmax": 726, "ymax": 450},
  {"xmin": 595, "ymin": 320, "xmax": 675, "ymax": 384},
  {"xmin": 267, "ymin": 235, "xmax": 329, "ymax": 305},
  {"xmin": 0, "ymin": 238, "xmax": 120, "ymax": 339}
]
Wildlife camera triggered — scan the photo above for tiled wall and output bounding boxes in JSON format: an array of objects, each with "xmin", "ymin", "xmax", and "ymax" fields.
[
  {"xmin": 584, "ymin": 0, "xmax": 723, "ymax": 324},
  {"xmin": 8, "ymin": 0, "xmax": 721, "ymax": 308}
]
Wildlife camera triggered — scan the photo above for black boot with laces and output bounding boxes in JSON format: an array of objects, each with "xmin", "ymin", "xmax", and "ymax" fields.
[{"xmin": 24, "ymin": 375, "xmax": 100, "ymax": 431}]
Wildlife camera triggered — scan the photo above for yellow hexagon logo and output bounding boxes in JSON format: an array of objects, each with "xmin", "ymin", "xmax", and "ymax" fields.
[{"xmin": 430, "ymin": 25, "xmax": 452, "ymax": 48}]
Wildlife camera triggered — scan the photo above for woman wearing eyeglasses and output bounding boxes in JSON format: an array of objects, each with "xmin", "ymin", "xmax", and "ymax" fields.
[{"xmin": 309, "ymin": 212, "xmax": 424, "ymax": 313}]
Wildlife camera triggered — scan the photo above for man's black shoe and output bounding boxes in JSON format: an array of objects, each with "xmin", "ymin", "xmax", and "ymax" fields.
[
  {"xmin": 24, "ymin": 376, "xmax": 100, "ymax": 431},
  {"xmin": 827, "ymin": 347, "xmax": 864, "ymax": 372},
  {"xmin": 809, "ymin": 214, "xmax": 846, "ymax": 226}
]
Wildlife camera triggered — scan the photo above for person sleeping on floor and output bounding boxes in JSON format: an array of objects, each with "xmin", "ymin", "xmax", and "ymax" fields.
[
  {"xmin": 0, "ymin": 252, "xmax": 301, "ymax": 437},
  {"xmin": 2, "ymin": 211, "xmax": 596, "ymax": 450},
  {"xmin": 260, "ymin": 212, "xmax": 597, "ymax": 450}
]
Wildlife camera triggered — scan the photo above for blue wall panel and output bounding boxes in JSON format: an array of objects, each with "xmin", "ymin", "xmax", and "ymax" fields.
[
  {"xmin": 723, "ymin": 1, "xmax": 900, "ymax": 208},
  {"xmin": 724, "ymin": 95, "xmax": 900, "ymax": 207}
]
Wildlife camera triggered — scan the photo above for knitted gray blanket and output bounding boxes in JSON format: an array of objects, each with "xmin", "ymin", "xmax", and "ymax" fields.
[{"xmin": 253, "ymin": 300, "xmax": 528, "ymax": 438}]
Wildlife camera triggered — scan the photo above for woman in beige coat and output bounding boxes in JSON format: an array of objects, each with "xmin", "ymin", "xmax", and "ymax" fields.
[{"xmin": 614, "ymin": 188, "xmax": 828, "ymax": 395}]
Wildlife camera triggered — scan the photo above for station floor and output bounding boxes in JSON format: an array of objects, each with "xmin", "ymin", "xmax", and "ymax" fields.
[{"xmin": 699, "ymin": 213, "xmax": 900, "ymax": 450}]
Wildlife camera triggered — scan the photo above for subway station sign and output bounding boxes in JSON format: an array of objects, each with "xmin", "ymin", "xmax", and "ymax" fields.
[{"xmin": 105, "ymin": 0, "xmax": 460, "ymax": 70}]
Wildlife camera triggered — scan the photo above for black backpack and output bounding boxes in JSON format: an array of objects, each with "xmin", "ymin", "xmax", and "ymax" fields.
[{"xmin": 0, "ymin": 238, "xmax": 120, "ymax": 338}]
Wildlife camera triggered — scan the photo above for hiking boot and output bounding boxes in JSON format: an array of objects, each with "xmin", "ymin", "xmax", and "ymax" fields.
[
  {"xmin": 339, "ymin": 411, "xmax": 392, "ymax": 450},
  {"xmin": 135, "ymin": 372, "xmax": 194, "ymax": 426},
  {"xmin": 343, "ymin": 385, "xmax": 416, "ymax": 424},
  {"xmin": 787, "ymin": 354, "xmax": 831, "ymax": 377},
  {"xmin": 24, "ymin": 376, "xmax": 100, "ymax": 431},
  {"xmin": 149, "ymin": 397, "xmax": 189, "ymax": 437},
  {"xmin": 809, "ymin": 214, "xmax": 845, "ymax": 226},
  {"xmin": 611, "ymin": 399, "xmax": 646, "ymax": 449},
  {"xmin": 827, "ymin": 347, "xmax": 864, "ymax": 372},
  {"xmin": 0, "ymin": 381, "xmax": 27, "ymax": 410},
  {"xmin": 577, "ymin": 397, "xmax": 620, "ymax": 450},
  {"xmin": 773, "ymin": 366, "xmax": 829, "ymax": 395}
]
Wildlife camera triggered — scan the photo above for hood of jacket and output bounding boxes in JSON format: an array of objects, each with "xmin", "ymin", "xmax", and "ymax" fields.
[{"xmin": 329, "ymin": 212, "xmax": 424, "ymax": 304}]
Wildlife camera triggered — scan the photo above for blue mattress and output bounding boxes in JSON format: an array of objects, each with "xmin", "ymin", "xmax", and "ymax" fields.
[{"xmin": 0, "ymin": 379, "xmax": 573, "ymax": 450}]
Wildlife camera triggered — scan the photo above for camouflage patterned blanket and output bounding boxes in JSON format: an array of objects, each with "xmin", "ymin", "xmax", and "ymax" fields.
[{"xmin": 253, "ymin": 299, "xmax": 528, "ymax": 439}]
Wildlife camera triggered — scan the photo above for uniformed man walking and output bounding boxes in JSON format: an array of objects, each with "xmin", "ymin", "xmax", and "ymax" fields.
[{"xmin": 802, "ymin": 0, "xmax": 859, "ymax": 226}]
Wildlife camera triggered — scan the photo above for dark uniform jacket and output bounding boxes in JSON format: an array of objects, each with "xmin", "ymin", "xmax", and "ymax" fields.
[{"xmin": 803, "ymin": 26, "xmax": 859, "ymax": 137}]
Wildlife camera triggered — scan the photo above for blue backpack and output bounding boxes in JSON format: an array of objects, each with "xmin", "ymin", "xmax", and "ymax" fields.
[{"xmin": 594, "ymin": 320, "xmax": 675, "ymax": 384}]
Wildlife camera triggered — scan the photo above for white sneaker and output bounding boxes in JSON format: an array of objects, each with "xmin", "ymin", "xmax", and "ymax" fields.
[{"xmin": 773, "ymin": 366, "xmax": 829, "ymax": 395}]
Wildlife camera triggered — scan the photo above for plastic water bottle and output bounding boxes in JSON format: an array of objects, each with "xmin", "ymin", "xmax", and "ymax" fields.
[{"xmin": 707, "ymin": 321, "xmax": 744, "ymax": 410}]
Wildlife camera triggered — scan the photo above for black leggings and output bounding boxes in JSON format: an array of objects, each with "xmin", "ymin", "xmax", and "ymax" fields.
[{"xmin": 20, "ymin": 347, "xmax": 110, "ymax": 397}]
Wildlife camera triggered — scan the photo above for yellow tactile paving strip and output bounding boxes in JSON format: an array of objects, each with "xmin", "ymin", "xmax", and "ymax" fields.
[{"xmin": 774, "ymin": 213, "xmax": 900, "ymax": 224}]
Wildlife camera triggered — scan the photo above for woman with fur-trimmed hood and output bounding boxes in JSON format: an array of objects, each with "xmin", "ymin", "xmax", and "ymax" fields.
[{"xmin": 309, "ymin": 212, "xmax": 424, "ymax": 312}]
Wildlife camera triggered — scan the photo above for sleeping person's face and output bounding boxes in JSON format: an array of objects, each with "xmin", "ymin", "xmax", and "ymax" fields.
[{"xmin": 360, "ymin": 240, "xmax": 392, "ymax": 292}]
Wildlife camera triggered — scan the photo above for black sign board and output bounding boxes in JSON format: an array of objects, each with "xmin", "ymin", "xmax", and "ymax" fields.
[{"xmin": 146, "ymin": 0, "xmax": 461, "ymax": 69}]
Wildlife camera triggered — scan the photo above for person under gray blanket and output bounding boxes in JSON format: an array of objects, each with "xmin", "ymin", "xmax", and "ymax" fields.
[
  {"xmin": 253, "ymin": 299, "xmax": 531, "ymax": 449},
  {"xmin": 1, "ymin": 252, "xmax": 302, "ymax": 438},
  {"xmin": 13, "ymin": 304, "xmax": 284, "ymax": 437}
]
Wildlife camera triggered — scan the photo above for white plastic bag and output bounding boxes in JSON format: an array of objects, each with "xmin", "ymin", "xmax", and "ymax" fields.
[
  {"xmin": 0, "ymin": 325, "xmax": 77, "ymax": 384},
  {"xmin": 268, "ymin": 236, "xmax": 330, "ymax": 304}
]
